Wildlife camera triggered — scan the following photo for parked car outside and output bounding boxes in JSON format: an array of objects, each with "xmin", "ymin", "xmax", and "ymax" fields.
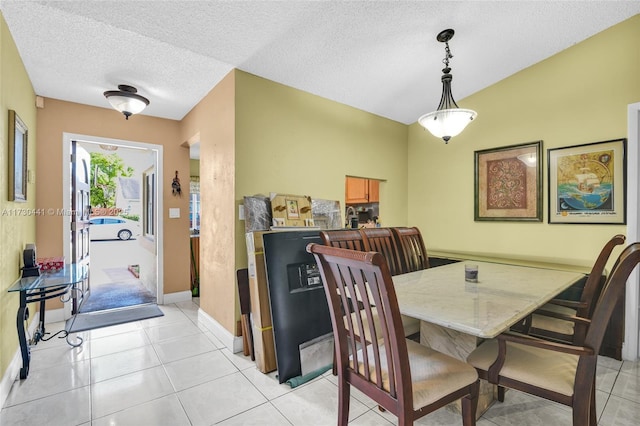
[{"xmin": 89, "ymin": 216, "xmax": 141, "ymax": 241}]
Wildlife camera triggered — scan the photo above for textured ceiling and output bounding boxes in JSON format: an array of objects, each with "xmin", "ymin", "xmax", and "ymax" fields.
[{"xmin": 1, "ymin": 1, "xmax": 639, "ymax": 124}]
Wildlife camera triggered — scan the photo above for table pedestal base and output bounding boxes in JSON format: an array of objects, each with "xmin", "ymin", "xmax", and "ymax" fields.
[{"xmin": 420, "ymin": 321, "xmax": 496, "ymax": 418}]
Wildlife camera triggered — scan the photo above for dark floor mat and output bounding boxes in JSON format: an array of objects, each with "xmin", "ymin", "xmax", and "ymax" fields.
[
  {"xmin": 79, "ymin": 281, "xmax": 156, "ymax": 313},
  {"xmin": 67, "ymin": 304, "xmax": 164, "ymax": 333}
]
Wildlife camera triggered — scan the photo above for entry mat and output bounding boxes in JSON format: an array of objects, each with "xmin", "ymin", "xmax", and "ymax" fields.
[{"xmin": 67, "ymin": 304, "xmax": 164, "ymax": 333}]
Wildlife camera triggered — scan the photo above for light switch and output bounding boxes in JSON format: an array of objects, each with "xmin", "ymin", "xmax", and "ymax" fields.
[
  {"xmin": 169, "ymin": 208, "xmax": 180, "ymax": 218},
  {"xmin": 239, "ymin": 205, "xmax": 245, "ymax": 220}
]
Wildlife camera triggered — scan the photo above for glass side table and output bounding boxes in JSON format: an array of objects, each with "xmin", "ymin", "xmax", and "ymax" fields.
[{"xmin": 7, "ymin": 264, "xmax": 87, "ymax": 379}]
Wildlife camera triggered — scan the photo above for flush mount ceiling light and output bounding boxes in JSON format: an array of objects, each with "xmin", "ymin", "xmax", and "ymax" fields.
[
  {"xmin": 418, "ymin": 29, "xmax": 477, "ymax": 143},
  {"xmin": 103, "ymin": 84, "xmax": 149, "ymax": 120}
]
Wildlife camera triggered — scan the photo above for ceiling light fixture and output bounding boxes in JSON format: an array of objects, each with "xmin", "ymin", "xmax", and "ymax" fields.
[
  {"xmin": 418, "ymin": 29, "xmax": 477, "ymax": 143},
  {"xmin": 103, "ymin": 84, "xmax": 150, "ymax": 120}
]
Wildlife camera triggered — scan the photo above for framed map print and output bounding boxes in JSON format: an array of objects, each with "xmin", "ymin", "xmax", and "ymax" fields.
[{"xmin": 548, "ymin": 138, "xmax": 626, "ymax": 224}]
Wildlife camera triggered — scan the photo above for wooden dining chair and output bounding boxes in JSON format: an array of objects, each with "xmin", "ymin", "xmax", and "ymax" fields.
[
  {"xmin": 361, "ymin": 228, "xmax": 404, "ymax": 276},
  {"xmin": 391, "ymin": 227, "xmax": 430, "ymax": 273},
  {"xmin": 321, "ymin": 229, "xmax": 420, "ymax": 338},
  {"xmin": 320, "ymin": 229, "xmax": 367, "ymax": 251},
  {"xmin": 526, "ymin": 234, "xmax": 626, "ymax": 345},
  {"xmin": 467, "ymin": 242, "xmax": 640, "ymax": 426},
  {"xmin": 307, "ymin": 243, "xmax": 479, "ymax": 426}
]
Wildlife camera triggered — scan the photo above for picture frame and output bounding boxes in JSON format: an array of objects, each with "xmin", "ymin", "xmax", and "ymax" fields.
[
  {"xmin": 8, "ymin": 110, "xmax": 28, "ymax": 202},
  {"xmin": 475, "ymin": 141, "xmax": 543, "ymax": 221},
  {"xmin": 286, "ymin": 199, "xmax": 300, "ymax": 219},
  {"xmin": 548, "ymin": 138, "xmax": 626, "ymax": 224}
]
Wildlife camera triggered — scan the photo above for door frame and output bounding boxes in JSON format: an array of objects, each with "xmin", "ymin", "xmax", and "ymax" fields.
[
  {"xmin": 62, "ymin": 132, "xmax": 164, "ymax": 318},
  {"xmin": 624, "ymin": 102, "xmax": 640, "ymax": 360}
]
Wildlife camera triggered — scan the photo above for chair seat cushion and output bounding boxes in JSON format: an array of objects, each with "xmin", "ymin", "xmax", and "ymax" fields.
[
  {"xmin": 354, "ymin": 339, "xmax": 478, "ymax": 408},
  {"xmin": 531, "ymin": 303, "xmax": 576, "ymax": 335},
  {"xmin": 466, "ymin": 339, "xmax": 578, "ymax": 397}
]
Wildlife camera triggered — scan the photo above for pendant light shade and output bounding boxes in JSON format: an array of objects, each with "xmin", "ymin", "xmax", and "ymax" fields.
[
  {"xmin": 419, "ymin": 29, "xmax": 477, "ymax": 143},
  {"xmin": 103, "ymin": 84, "xmax": 149, "ymax": 120}
]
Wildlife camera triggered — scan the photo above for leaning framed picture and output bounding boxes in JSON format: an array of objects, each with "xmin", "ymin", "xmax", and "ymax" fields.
[
  {"xmin": 548, "ymin": 138, "xmax": 626, "ymax": 224},
  {"xmin": 475, "ymin": 141, "xmax": 543, "ymax": 221},
  {"xmin": 8, "ymin": 110, "xmax": 28, "ymax": 202}
]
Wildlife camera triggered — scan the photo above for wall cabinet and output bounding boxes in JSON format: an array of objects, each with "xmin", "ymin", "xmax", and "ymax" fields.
[{"xmin": 346, "ymin": 177, "xmax": 379, "ymax": 204}]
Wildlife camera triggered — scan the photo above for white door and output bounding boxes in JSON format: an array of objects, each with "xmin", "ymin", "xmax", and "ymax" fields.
[{"xmin": 71, "ymin": 141, "xmax": 91, "ymax": 313}]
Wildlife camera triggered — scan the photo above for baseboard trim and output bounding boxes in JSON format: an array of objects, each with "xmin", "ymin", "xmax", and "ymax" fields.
[
  {"xmin": 162, "ymin": 290, "xmax": 192, "ymax": 305},
  {"xmin": 1, "ymin": 312, "xmax": 40, "ymax": 408},
  {"xmin": 197, "ymin": 309, "xmax": 243, "ymax": 353}
]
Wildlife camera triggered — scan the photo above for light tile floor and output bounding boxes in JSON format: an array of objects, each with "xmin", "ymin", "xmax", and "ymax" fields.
[{"xmin": 1, "ymin": 300, "xmax": 639, "ymax": 425}]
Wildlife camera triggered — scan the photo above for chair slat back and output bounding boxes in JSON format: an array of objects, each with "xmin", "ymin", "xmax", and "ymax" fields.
[
  {"xmin": 578, "ymin": 234, "xmax": 625, "ymax": 318},
  {"xmin": 584, "ymin": 242, "xmax": 640, "ymax": 356},
  {"xmin": 361, "ymin": 228, "xmax": 403, "ymax": 276},
  {"xmin": 320, "ymin": 230, "xmax": 367, "ymax": 251},
  {"xmin": 307, "ymin": 243, "xmax": 410, "ymax": 401},
  {"xmin": 392, "ymin": 227, "xmax": 430, "ymax": 273}
]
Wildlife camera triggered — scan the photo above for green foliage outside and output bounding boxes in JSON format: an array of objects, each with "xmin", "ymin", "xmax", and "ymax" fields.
[
  {"xmin": 90, "ymin": 152, "xmax": 134, "ymax": 208},
  {"xmin": 120, "ymin": 213, "xmax": 140, "ymax": 222}
]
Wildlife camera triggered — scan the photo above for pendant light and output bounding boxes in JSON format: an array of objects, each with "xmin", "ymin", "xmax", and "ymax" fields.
[
  {"xmin": 103, "ymin": 84, "xmax": 150, "ymax": 120},
  {"xmin": 418, "ymin": 29, "xmax": 477, "ymax": 143}
]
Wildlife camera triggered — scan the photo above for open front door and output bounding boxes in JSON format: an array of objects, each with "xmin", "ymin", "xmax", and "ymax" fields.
[{"xmin": 71, "ymin": 141, "xmax": 91, "ymax": 313}]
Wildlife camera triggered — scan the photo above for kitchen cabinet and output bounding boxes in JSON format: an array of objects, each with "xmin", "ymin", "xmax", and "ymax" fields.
[
  {"xmin": 346, "ymin": 177, "xmax": 379, "ymax": 203},
  {"xmin": 368, "ymin": 179, "xmax": 379, "ymax": 202}
]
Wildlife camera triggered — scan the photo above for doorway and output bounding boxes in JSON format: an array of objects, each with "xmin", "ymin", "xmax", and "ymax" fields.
[
  {"xmin": 624, "ymin": 102, "xmax": 640, "ymax": 360},
  {"xmin": 62, "ymin": 133, "xmax": 164, "ymax": 319}
]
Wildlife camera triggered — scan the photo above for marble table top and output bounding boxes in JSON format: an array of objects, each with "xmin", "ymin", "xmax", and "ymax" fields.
[{"xmin": 392, "ymin": 261, "xmax": 585, "ymax": 338}]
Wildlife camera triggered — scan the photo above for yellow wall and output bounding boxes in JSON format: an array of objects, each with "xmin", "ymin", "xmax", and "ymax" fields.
[
  {"xmin": 190, "ymin": 159, "xmax": 200, "ymax": 177},
  {"xmin": 180, "ymin": 71, "xmax": 236, "ymax": 333},
  {"xmin": 408, "ymin": 15, "xmax": 640, "ymax": 268},
  {"xmin": 0, "ymin": 14, "xmax": 37, "ymax": 377},
  {"xmin": 234, "ymin": 71, "xmax": 409, "ymax": 270},
  {"xmin": 35, "ymin": 99, "xmax": 190, "ymax": 299}
]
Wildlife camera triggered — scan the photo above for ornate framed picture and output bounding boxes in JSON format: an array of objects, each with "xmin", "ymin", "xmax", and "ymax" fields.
[
  {"xmin": 475, "ymin": 141, "xmax": 543, "ymax": 221},
  {"xmin": 8, "ymin": 110, "xmax": 28, "ymax": 202},
  {"xmin": 548, "ymin": 138, "xmax": 626, "ymax": 224}
]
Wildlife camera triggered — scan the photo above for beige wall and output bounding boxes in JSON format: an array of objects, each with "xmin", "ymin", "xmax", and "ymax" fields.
[
  {"xmin": 186, "ymin": 70, "xmax": 409, "ymax": 335},
  {"xmin": 35, "ymin": 98, "xmax": 190, "ymax": 301},
  {"xmin": 407, "ymin": 15, "xmax": 640, "ymax": 269},
  {"xmin": 180, "ymin": 71, "xmax": 237, "ymax": 333},
  {"xmin": 234, "ymin": 70, "xmax": 409, "ymax": 270},
  {"xmin": 0, "ymin": 13, "xmax": 37, "ymax": 376}
]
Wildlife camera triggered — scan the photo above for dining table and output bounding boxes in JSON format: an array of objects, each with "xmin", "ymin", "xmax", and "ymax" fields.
[{"xmin": 391, "ymin": 259, "xmax": 586, "ymax": 415}]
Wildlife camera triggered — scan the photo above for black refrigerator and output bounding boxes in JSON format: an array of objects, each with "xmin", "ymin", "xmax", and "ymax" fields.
[{"xmin": 262, "ymin": 230, "xmax": 333, "ymax": 383}]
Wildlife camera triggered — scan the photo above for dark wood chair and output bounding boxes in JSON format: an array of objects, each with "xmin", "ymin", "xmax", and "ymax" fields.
[
  {"xmin": 467, "ymin": 242, "xmax": 640, "ymax": 426},
  {"xmin": 361, "ymin": 228, "xmax": 404, "ymax": 276},
  {"xmin": 307, "ymin": 243, "xmax": 479, "ymax": 426},
  {"xmin": 320, "ymin": 229, "xmax": 367, "ymax": 251},
  {"xmin": 237, "ymin": 268, "xmax": 254, "ymax": 360},
  {"xmin": 526, "ymin": 234, "xmax": 626, "ymax": 345},
  {"xmin": 321, "ymin": 228, "xmax": 420, "ymax": 338},
  {"xmin": 391, "ymin": 227, "xmax": 430, "ymax": 273}
]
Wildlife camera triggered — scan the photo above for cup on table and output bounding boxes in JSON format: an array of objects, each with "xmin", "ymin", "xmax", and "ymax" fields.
[{"xmin": 465, "ymin": 264, "xmax": 478, "ymax": 283}]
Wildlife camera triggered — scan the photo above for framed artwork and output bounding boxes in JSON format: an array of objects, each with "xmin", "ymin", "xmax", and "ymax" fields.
[
  {"xmin": 548, "ymin": 138, "xmax": 626, "ymax": 224},
  {"xmin": 475, "ymin": 141, "xmax": 543, "ymax": 221},
  {"xmin": 271, "ymin": 193, "xmax": 312, "ymax": 227},
  {"xmin": 8, "ymin": 110, "xmax": 28, "ymax": 202},
  {"xmin": 286, "ymin": 199, "xmax": 300, "ymax": 219}
]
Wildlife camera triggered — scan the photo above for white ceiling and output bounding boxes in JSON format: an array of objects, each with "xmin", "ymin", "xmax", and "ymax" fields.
[{"xmin": 1, "ymin": 1, "xmax": 639, "ymax": 126}]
